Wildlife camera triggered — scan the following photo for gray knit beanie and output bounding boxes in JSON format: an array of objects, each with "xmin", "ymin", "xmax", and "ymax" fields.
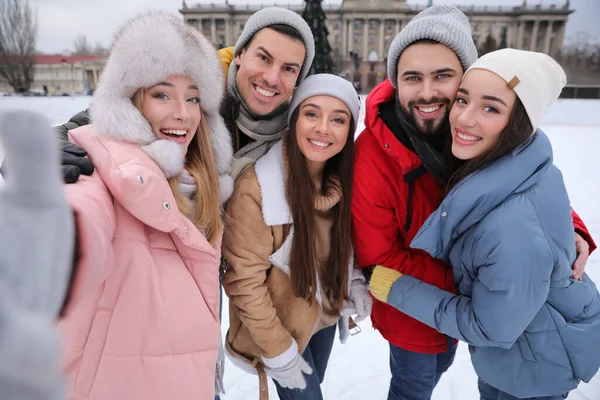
[
  {"xmin": 288, "ymin": 74, "xmax": 360, "ymax": 129},
  {"xmin": 387, "ymin": 5, "xmax": 478, "ymax": 88},
  {"xmin": 233, "ymin": 7, "xmax": 315, "ymax": 84}
]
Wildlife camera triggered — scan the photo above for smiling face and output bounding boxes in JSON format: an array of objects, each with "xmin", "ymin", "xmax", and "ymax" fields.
[
  {"xmin": 140, "ymin": 75, "xmax": 201, "ymax": 153},
  {"xmin": 235, "ymin": 27, "xmax": 306, "ymax": 115},
  {"xmin": 396, "ymin": 42, "xmax": 463, "ymax": 136},
  {"xmin": 294, "ymin": 95, "xmax": 352, "ymax": 170},
  {"xmin": 449, "ymin": 69, "xmax": 517, "ymax": 160}
]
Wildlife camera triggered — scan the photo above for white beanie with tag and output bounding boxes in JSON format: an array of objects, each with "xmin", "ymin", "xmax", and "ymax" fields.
[{"xmin": 466, "ymin": 48, "xmax": 567, "ymax": 134}]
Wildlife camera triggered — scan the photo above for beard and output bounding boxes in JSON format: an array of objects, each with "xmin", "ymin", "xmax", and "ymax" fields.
[{"xmin": 401, "ymin": 97, "xmax": 452, "ymax": 137}]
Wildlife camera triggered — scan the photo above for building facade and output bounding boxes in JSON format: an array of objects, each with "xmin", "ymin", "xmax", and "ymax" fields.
[
  {"xmin": 0, "ymin": 54, "xmax": 105, "ymax": 95},
  {"xmin": 180, "ymin": 0, "xmax": 572, "ymax": 91}
]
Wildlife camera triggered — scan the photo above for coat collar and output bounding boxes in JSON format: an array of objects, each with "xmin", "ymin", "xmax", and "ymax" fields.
[
  {"xmin": 411, "ymin": 129, "xmax": 553, "ymax": 261},
  {"xmin": 254, "ymin": 140, "xmax": 293, "ymax": 226},
  {"xmin": 68, "ymin": 125, "xmax": 216, "ymax": 254}
]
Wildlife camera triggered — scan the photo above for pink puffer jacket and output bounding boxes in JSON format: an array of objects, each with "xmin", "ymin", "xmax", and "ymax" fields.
[{"xmin": 59, "ymin": 125, "xmax": 221, "ymax": 400}]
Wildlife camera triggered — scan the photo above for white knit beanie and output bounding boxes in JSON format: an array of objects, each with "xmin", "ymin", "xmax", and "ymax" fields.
[
  {"xmin": 287, "ymin": 74, "xmax": 361, "ymax": 130},
  {"xmin": 387, "ymin": 5, "xmax": 478, "ymax": 88},
  {"xmin": 466, "ymin": 48, "xmax": 567, "ymax": 134},
  {"xmin": 233, "ymin": 7, "xmax": 315, "ymax": 85}
]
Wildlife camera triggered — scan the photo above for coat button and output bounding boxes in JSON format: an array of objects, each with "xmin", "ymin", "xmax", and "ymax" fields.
[
  {"xmin": 441, "ymin": 211, "xmax": 447, "ymax": 217},
  {"xmin": 137, "ymin": 176, "xmax": 144, "ymax": 184},
  {"xmin": 384, "ymin": 143, "xmax": 389, "ymax": 148},
  {"xmin": 183, "ymin": 225, "xmax": 188, "ymax": 232},
  {"xmin": 163, "ymin": 202, "xmax": 171, "ymax": 211}
]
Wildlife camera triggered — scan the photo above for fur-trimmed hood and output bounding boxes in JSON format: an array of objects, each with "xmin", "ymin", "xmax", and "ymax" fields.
[{"xmin": 90, "ymin": 12, "xmax": 233, "ymax": 199}]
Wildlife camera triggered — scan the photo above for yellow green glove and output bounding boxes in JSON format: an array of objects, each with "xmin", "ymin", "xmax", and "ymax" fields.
[{"xmin": 369, "ymin": 265, "xmax": 403, "ymax": 303}]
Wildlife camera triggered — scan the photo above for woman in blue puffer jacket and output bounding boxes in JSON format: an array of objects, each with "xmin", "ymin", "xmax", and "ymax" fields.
[{"xmin": 368, "ymin": 48, "xmax": 600, "ymax": 400}]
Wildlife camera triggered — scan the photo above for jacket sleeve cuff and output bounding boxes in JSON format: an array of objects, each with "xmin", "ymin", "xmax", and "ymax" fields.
[
  {"xmin": 261, "ymin": 339, "xmax": 298, "ymax": 370},
  {"xmin": 369, "ymin": 265, "xmax": 402, "ymax": 302}
]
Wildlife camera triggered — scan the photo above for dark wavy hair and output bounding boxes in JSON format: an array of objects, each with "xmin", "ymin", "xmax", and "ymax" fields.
[{"xmin": 284, "ymin": 108, "xmax": 355, "ymax": 312}]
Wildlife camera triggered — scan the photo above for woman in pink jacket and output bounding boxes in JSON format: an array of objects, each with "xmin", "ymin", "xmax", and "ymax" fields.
[{"xmin": 58, "ymin": 12, "xmax": 233, "ymax": 400}]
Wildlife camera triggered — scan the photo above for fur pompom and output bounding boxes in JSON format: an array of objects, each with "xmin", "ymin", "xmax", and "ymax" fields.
[{"xmin": 141, "ymin": 140, "xmax": 185, "ymax": 179}]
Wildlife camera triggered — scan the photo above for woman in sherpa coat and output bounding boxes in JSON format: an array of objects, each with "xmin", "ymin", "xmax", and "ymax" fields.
[
  {"xmin": 58, "ymin": 13, "xmax": 233, "ymax": 400},
  {"xmin": 222, "ymin": 74, "xmax": 371, "ymax": 400},
  {"xmin": 369, "ymin": 49, "xmax": 600, "ymax": 400}
]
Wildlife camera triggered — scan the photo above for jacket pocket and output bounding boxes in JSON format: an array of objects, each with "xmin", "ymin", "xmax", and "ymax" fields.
[{"xmin": 517, "ymin": 334, "xmax": 537, "ymax": 362}]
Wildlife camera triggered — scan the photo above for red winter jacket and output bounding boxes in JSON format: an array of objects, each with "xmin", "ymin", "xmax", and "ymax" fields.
[{"xmin": 352, "ymin": 79, "xmax": 596, "ymax": 354}]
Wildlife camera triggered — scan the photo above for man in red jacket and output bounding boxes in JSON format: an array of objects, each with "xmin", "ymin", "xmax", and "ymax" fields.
[{"xmin": 352, "ymin": 5, "xmax": 596, "ymax": 400}]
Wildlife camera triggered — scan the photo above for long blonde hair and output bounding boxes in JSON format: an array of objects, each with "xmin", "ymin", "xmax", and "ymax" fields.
[{"xmin": 132, "ymin": 89, "xmax": 223, "ymax": 245}]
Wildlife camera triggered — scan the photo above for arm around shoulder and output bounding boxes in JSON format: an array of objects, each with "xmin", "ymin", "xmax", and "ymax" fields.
[
  {"xmin": 352, "ymin": 158, "xmax": 454, "ymax": 292},
  {"xmin": 55, "ymin": 109, "xmax": 90, "ymax": 141}
]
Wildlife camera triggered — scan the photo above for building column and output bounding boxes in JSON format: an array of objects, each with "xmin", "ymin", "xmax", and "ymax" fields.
[
  {"xmin": 225, "ymin": 16, "xmax": 232, "ymax": 46},
  {"xmin": 395, "ymin": 19, "xmax": 400, "ymax": 34},
  {"xmin": 341, "ymin": 18, "xmax": 347, "ymax": 61},
  {"xmin": 554, "ymin": 21, "xmax": 567, "ymax": 55},
  {"xmin": 348, "ymin": 18, "xmax": 354, "ymax": 56},
  {"xmin": 516, "ymin": 21, "xmax": 525, "ymax": 49},
  {"xmin": 210, "ymin": 18, "xmax": 217, "ymax": 44},
  {"xmin": 530, "ymin": 19, "xmax": 540, "ymax": 51},
  {"xmin": 543, "ymin": 20, "xmax": 553, "ymax": 54},
  {"xmin": 506, "ymin": 24, "xmax": 513, "ymax": 47},
  {"xmin": 378, "ymin": 19, "xmax": 385, "ymax": 60},
  {"xmin": 363, "ymin": 18, "xmax": 369, "ymax": 60}
]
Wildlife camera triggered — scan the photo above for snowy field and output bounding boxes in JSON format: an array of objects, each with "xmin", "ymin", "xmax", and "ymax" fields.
[{"xmin": 1, "ymin": 95, "xmax": 599, "ymax": 400}]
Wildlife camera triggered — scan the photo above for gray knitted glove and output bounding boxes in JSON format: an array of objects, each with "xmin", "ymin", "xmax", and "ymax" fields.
[
  {"xmin": 0, "ymin": 110, "xmax": 74, "ymax": 400},
  {"xmin": 267, "ymin": 354, "xmax": 313, "ymax": 390},
  {"xmin": 262, "ymin": 340, "xmax": 313, "ymax": 390},
  {"xmin": 341, "ymin": 268, "xmax": 373, "ymax": 323}
]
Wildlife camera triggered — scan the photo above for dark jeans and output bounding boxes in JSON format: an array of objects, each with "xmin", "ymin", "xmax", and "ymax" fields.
[
  {"xmin": 388, "ymin": 338, "xmax": 458, "ymax": 400},
  {"xmin": 478, "ymin": 378, "xmax": 569, "ymax": 400},
  {"xmin": 274, "ymin": 324, "xmax": 337, "ymax": 400}
]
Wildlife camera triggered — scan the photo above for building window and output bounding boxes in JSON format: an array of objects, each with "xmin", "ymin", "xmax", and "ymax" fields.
[
  {"xmin": 353, "ymin": 20, "xmax": 361, "ymax": 30},
  {"xmin": 386, "ymin": 21, "xmax": 394, "ymax": 31},
  {"xmin": 335, "ymin": 35, "xmax": 340, "ymax": 44},
  {"xmin": 369, "ymin": 35, "xmax": 375, "ymax": 44},
  {"xmin": 216, "ymin": 19, "xmax": 225, "ymax": 30},
  {"xmin": 369, "ymin": 20, "xmax": 377, "ymax": 29},
  {"xmin": 473, "ymin": 23, "xmax": 479, "ymax": 32},
  {"xmin": 354, "ymin": 36, "xmax": 361, "ymax": 44},
  {"xmin": 239, "ymin": 23, "xmax": 244, "ymax": 30},
  {"xmin": 335, "ymin": 20, "xmax": 341, "ymax": 30},
  {"xmin": 202, "ymin": 19, "xmax": 211, "ymax": 30}
]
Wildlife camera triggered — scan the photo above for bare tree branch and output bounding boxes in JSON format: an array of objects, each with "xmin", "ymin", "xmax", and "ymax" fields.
[
  {"xmin": 72, "ymin": 34, "xmax": 91, "ymax": 56},
  {"xmin": 0, "ymin": 0, "xmax": 38, "ymax": 92}
]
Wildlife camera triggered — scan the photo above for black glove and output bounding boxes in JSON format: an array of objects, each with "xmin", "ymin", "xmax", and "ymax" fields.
[
  {"xmin": 361, "ymin": 264, "xmax": 377, "ymax": 283},
  {"xmin": 60, "ymin": 141, "xmax": 94, "ymax": 184}
]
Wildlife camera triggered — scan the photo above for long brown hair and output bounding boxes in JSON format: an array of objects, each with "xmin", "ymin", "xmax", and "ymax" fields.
[
  {"xmin": 285, "ymin": 108, "xmax": 355, "ymax": 312},
  {"xmin": 444, "ymin": 97, "xmax": 533, "ymax": 192},
  {"xmin": 132, "ymin": 89, "xmax": 223, "ymax": 245}
]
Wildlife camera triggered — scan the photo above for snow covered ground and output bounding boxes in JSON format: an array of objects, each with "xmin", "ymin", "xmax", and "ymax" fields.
[{"xmin": 1, "ymin": 96, "xmax": 599, "ymax": 399}]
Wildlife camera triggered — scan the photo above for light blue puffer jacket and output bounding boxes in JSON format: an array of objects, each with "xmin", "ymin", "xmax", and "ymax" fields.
[{"xmin": 385, "ymin": 130, "xmax": 600, "ymax": 397}]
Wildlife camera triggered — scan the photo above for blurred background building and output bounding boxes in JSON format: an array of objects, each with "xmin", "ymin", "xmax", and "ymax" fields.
[{"xmin": 181, "ymin": 0, "xmax": 585, "ymax": 92}]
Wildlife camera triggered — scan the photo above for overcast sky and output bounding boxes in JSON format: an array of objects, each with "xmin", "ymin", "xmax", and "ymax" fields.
[{"xmin": 31, "ymin": 0, "xmax": 599, "ymax": 54}]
